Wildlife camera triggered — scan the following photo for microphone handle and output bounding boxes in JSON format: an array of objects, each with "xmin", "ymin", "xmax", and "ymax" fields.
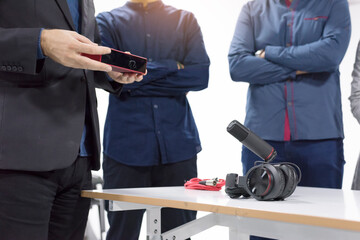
[
  {"xmin": 227, "ymin": 120, "xmax": 276, "ymax": 162},
  {"xmin": 242, "ymin": 131, "xmax": 276, "ymax": 162}
]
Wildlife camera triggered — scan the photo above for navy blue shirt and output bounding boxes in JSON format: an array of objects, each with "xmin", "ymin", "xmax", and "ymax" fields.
[
  {"xmin": 97, "ymin": 1, "xmax": 210, "ymax": 166},
  {"xmin": 228, "ymin": 0, "xmax": 351, "ymax": 141},
  {"xmin": 67, "ymin": 0, "xmax": 81, "ymax": 32},
  {"xmin": 67, "ymin": 0, "xmax": 92, "ymax": 157}
]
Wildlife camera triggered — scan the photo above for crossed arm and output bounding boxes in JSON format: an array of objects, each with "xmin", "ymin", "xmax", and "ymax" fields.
[
  {"xmin": 228, "ymin": 0, "xmax": 351, "ymax": 85},
  {"xmin": 96, "ymin": 12, "xmax": 210, "ymax": 97}
]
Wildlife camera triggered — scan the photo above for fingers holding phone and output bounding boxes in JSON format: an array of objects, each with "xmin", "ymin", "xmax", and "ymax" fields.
[
  {"xmin": 107, "ymin": 71, "xmax": 143, "ymax": 84},
  {"xmin": 40, "ymin": 29, "xmax": 112, "ymax": 72}
]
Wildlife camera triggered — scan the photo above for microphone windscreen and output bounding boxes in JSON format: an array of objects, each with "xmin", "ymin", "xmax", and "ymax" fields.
[{"xmin": 227, "ymin": 120, "xmax": 248, "ymax": 141}]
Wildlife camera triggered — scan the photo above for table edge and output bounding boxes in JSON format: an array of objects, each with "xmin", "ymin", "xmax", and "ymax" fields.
[{"xmin": 82, "ymin": 190, "xmax": 360, "ymax": 232}]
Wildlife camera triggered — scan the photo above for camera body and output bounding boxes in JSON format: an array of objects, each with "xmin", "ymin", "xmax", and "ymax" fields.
[{"xmin": 225, "ymin": 162, "xmax": 300, "ymax": 201}]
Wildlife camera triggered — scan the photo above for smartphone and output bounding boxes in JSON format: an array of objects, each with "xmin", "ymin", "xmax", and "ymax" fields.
[{"xmin": 82, "ymin": 48, "xmax": 147, "ymax": 75}]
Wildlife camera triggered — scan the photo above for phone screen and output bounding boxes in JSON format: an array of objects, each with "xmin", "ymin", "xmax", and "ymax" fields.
[{"xmin": 102, "ymin": 50, "xmax": 147, "ymax": 74}]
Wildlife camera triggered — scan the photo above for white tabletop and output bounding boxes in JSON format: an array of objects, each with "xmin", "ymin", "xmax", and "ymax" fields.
[{"xmin": 82, "ymin": 186, "xmax": 360, "ymax": 232}]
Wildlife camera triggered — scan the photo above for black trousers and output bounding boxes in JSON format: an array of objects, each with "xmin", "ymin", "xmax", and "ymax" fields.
[
  {"xmin": 103, "ymin": 154, "xmax": 198, "ymax": 240},
  {"xmin": 0, "ymin": 156, "xmax": 92, "ymax": 240}
]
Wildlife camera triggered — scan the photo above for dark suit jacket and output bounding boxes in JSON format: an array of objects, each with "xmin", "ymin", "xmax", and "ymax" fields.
[{"xmin": 0, "ymin": 0, "xmax": 121, "ymax": 171}]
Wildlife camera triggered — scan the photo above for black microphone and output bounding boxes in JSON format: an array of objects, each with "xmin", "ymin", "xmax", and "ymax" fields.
[{"xmin": 227, "ymin": 120, "xmax": 277, "ymax": 162}]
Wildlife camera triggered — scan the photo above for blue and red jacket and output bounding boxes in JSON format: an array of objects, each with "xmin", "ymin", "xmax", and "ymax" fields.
[{"xmin": 228, "ymin": 0, "xmax": 351, "ymax": 141}]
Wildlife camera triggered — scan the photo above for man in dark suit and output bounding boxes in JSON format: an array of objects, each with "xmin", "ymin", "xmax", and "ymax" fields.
[{"xmin": 0, "ymin": 1, "xmax": 143, "ymax": 239}]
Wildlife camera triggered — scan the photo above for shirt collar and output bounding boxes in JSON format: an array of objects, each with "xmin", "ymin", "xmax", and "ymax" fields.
[{"xmin": 126, "ymin": 1, "xmax": 163, "ymax": 11}]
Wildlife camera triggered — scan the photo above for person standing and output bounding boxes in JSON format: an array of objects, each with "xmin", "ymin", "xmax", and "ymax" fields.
[
  {"xmin": 228, "ymin": 0, "xmax": 351, "ymax": 239},
  {"xmin": 0, "ymin": 1, "xmax": 142, "ymax": 239},
  {"xmin": 350, "ymin": 40, "xmax": 360, "ymax": 190},
  {"xmin": 96, "ymin": 0, "xmax": 210, "ymax": 239}
]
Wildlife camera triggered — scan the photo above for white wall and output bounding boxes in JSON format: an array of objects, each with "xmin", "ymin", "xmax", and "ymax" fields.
[{"xmin": 90, "ymin": 0, "xmax": 360, "ymax": 238}]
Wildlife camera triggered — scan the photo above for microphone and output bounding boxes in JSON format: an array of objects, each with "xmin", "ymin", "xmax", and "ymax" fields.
[{"xmin": 227, "ymin": 120, "xmax": 276, "ymax": 162}]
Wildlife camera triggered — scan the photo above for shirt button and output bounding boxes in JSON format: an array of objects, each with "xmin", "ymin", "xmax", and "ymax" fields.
[
  {"xmin": 153, "ymin": 104, "xmax": 158, "ymax": 109},
  {"xmin": 157, "ymin": 130, "xmax": 161, "ymax": 134},
  {"xmin": 18, "ymin": 66, "xmax": 23, "ymax": 72},
  {"xmin": 149, "ymin": 58, "xmax": 153, "ymax": 62},
  {"xmin": 1, "ymin": 66, "xmax": 6, "ymax": 71},
  {"xmin": 12, "ymin": 66, "xmax": 18, "ymax": 72},
  {"xmin": 287, "ymin": 23, "xmax": 292, "ymax": 27},
  {"xmin": 286, "ymin": 43, "xmax": 291, "ymax": 47},
  {"xmin": 146, "ymin": 33, "xmax": 151, "ymax": 38},
  {"xmin": 81, "ymin": 77, "xmax": 86, "ymax": 82},
  {"xmin": 288, "ymin": 102, "xmax": 293, "ymax": 106},
  {"xmin": 6, "ymin": 66, "xmax": 12, "ymax": 71}
]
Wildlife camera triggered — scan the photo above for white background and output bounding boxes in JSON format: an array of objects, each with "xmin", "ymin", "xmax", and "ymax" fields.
[{"xmin": 90, "ymin": 1, "xmax": 360, "ymax": 239}]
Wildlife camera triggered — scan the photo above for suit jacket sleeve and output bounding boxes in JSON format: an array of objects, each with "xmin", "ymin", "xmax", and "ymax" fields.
[{"xmin": 0, "ymin": 27, "xmax": 45, "ymax": 75}]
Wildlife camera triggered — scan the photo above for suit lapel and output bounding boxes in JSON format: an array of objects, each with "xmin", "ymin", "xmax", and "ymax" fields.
[{"xmin": 55, "ymin": 0, "xmax": 76, "ymax": 31}]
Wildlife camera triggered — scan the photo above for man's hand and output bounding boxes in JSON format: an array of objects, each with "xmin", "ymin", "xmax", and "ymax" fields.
[
  {"xmin": 41, "ymin": 29, "xmax": 112, "ymax": 72},
  {"xmin": 254, "ymin": 49, "xmax": 307, "ymax": 75},
  {"xmin": 107, "ymin": 71, "xmax": 144, "ymax": 84},
  {"xmin": 296, "ymin": 70, "xmax": 308, "ymax": 75},
  {"xmin": 259, "ymin": 50, "xmax": 265, "ymax": 59},
  {"xmin": 255, "ymin": 49, "xmax": 265, "ymax": 59},
  {"xmin": 177, "ymin": 62, "xmax": 185, "ymax": 70}
]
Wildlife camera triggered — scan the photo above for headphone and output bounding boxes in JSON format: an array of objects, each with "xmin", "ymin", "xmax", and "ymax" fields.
[
  {"xmin": 225, "ymin": 120, "xmax": 302, "ymax": 201},
  {"xmin": 225, "ymin": 161, "xmax": 301, "ymax": 201}
]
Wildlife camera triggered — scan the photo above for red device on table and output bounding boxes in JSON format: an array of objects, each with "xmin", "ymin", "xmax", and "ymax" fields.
[{"xmin": 82, "ymin": 48, "xmax": 147, "ymax": 75}]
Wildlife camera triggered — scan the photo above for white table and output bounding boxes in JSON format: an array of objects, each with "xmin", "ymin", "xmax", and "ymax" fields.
[{"xmin": 82, "ymin": 186, "xmax": 360, "ymax": 240}]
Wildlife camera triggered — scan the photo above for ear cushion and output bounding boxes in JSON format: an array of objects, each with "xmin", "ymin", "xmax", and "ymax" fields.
[
  {"xmin": 226, "ymin": 187, "xmax": 250, "ymax": 199},
  {"xmin": 268, "ymin": 165, "xmax": 286, "ymax": 200},
  {"xmin": 245, "ymin": 165, "xmax": 271, "ymax": 199},
  {"xmin": 225, "ymin": 174, "xmax": 250, "ymax": 199},
  {"xmin": 276, "ymin": 164, "xmax": 298, "ymax": 200},
  {"xmin": 246, "ymin": 164, "xmax": 285, "ymax": 200},
  {"xmin": 225, "ymin": 187, "xmax": 249, "ymax": 199},
  {"xmin": 237, "ymin": 176, "xmax": 251, "ymax": 198}
]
